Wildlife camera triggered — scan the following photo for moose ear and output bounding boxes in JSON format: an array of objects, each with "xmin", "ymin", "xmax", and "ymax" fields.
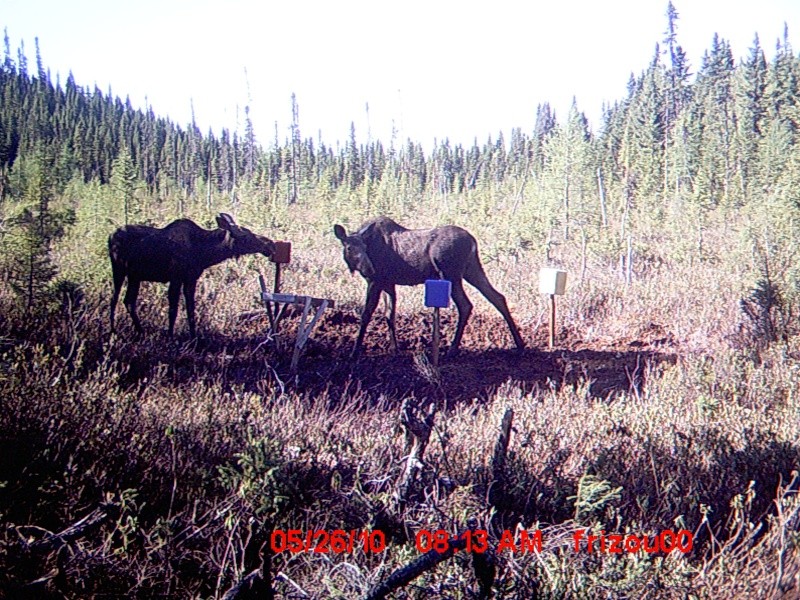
[
  {"xmin": 333, "ymin": 224, "xmax": 347, "ymax": 242},
  {"xmin": 216, "ymin": 213, "xmax": 236, "ymax": 230}
]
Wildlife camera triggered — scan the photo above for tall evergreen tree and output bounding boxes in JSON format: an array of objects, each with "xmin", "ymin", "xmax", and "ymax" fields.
[
  {"xmin": 619, "ymin": 48, "xmax": 666, "ymax": 205},
  {"xmin": 111, "ymin": 146, "xmax": 137, "ymax": 224},
  {"xmin": 288, "ymin": 93, "xmax": 301, "ymax": 203},
  {"xmin": 735, "ymin": 34, "xmax": 769, "ymax": 199},
  {"xmin": 662, "ymin": 2, "xmax": 692, "ymax": 199},
  {"xmin": 4, "ymin": 145, "xmax": 73, "ymax": 311},
  {"xmin": 544, "ymin": 99, "xmax": 595, "ymax": 241},
  {"xmin": 346, "ymin": 122, "xmax": 363, "ymax": 190},
  {"xmin": 764, "ymin": 25, "xmax": 799, "ymax": 133},
  {"xmin": 531, "ymin": 103, "xmax": 556, "ymax": 174},
  {"xmin": 692, "ymin": 34, "xmax": 736, "ymax": 205}
]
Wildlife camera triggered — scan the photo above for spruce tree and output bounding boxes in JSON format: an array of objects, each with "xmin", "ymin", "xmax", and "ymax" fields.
[
  {"xmin": 4, "ymin": 145, "xmax": 73, "ymax": 311},
  {"xmin": 532, "ymin": 103, "xmax": 557, "ymax": 175},
  {"xmin": 735, "ymin": 35, "xmax": 768, "ymax": 199},
  {"xmin": 619, "ymin": 50, "xmax": 666, "ymax": 205},
  {"xmin": 544, "ymin": 99, "xmax": 595, "ymax": 241},
  {"xmin": 288, "ymin": 93, "xmax": 301, "ymax": 203},
  {"xmin": 111, "ymin": 146, "xmax": 137, "ymax": 224},
  {"xmin": 686, "ymin": 34, "xmax": 735, "ymax": 207},
  {"xmin": 662, "ymin": 2, "xmax": 692, "ymax": 199}
]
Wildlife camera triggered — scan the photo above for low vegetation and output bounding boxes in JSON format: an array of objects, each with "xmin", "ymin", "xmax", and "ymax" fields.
[{"xmin": 1, "ymin": 190, "xmax": 799, "ymax": 598}]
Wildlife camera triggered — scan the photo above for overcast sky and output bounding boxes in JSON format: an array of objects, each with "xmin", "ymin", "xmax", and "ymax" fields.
[{"xmin": 4, "ymin": 0, "xmax": 800, "ymax": 150}]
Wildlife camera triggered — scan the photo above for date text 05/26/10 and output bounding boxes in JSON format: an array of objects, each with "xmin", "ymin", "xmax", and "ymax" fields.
[{"xmin": 270, "ymin": 528, "xmax": 693, "ymax": 555}]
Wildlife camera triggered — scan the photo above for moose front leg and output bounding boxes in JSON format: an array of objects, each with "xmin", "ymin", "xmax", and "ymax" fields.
[
  {"xmin": 353, "ymin": 281, "xmax": 382, "ymax": 357},
  {"xmin": 383, "ymin": 285, "xmax": 398, "ymax": 354}
]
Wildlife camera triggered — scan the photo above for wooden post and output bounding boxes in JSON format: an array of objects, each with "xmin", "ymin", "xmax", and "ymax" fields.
[
  {"xmin": 269, "ymin": 241, "xmax": 291, "ymax": 327},
  {"xmin": 432, "ymin": 307, "xmax": 440, "ymax": 368},
  {"xmin": 424, "ymin": 279, "xmax": 450, "ymax": 368},
  {"xmin": 271, "ymin": 241, "xmax": 291, "ymax": 294},
  {"xmin": 270, "ymin": 264, "xmax": 282, "ymax": 333},
  {"xmin": 258, "ymin": 273, "xmax": 276, "ymax": 333},
  {"xmin": 540, "ymin": 268, "xmax": 566, "ymax": 350},
  {"xmin": 273, "ymin": 262, "xmax": 282, "ymax": 294}
]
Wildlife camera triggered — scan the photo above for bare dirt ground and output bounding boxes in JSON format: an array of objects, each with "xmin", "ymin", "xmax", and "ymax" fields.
[{"xmin": 150, "ymin": 304, "xmax": 679, "ymax": 407}]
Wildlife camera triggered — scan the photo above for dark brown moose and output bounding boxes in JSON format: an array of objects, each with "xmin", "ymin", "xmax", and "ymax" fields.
[
  {"xmin": 109, "ymin": 213, "xmax": 275, "ymax": 336},
  {"xmin": 333, "ymin": 217, "xmax": 525, "ymax": 357}
]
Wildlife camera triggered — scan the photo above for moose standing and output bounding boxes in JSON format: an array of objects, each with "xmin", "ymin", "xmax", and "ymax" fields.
[
  {"xmin": 109, "ymin": 213, "xmax": 275, "ymax": 336},
  {"xmin": 334, "ymin": 217, "xmax": 525, "ymax": 357}
]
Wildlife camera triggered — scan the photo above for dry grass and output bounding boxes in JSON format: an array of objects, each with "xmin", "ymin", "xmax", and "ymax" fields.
[{"xmin": 1, "ymin": 193, "xmax": 799, "ymax": 599}]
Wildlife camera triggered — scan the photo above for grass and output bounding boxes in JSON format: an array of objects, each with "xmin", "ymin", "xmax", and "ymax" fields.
[{"xmin": 1, "ymin": 190, "xmax": 799, "ymax": 599}]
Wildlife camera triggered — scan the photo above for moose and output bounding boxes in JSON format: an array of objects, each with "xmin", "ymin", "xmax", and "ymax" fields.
[
  {"xmin": 333, "ymin": 217, "xmax": 525, "ymax": 357},
  {"xmin": 109, "ymin": 213, "xmax": 275, "ymax": 336}
]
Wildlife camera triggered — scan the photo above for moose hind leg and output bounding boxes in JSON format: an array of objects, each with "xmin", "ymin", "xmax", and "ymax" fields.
[
  {"xmin": 110, "ymin": 269, "xmax": 125, "ymax": 332},
  {"xmin": 167, "ymin": 281, "xmax": 182, "ymax": 336},
  {"xmin": 183, "ymin": 280, "xmax": 198, "ymax": 337},
  {"xmin": 123, "ymin": 279, "xmax": 144, "ymax": 333},
  {"xmin": 448, "ymin": 279, "xmax": 473, "ymax": 356},
  {"xmin": 465, "ymin": 265, "xmax": 525, "ymax": 350}
]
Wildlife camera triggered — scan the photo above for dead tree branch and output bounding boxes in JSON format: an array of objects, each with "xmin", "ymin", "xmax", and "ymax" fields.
[
  {"xmin": 391, "ymin": 399, "xmax": 437, "ymax": 515},
  {"xmin": 364, "ymin": 519, "xmax": 495, "ymax": 600},
  {"xmin": 18, "ymin": 502, "xmax": 120, "ymax": 553},
  {"xmin": 489, "ymin": 408, "xmax": 514, "ymax": 507}
]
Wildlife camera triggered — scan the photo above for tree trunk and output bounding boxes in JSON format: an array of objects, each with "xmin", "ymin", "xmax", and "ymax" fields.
[{"xmin": 596, "ymin": 167, "xmax": 608, "ymax": 227}]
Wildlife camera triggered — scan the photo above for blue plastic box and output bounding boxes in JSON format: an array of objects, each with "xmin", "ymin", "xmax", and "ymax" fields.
[{"xmin": 424, "ymin": 279, "xmax": 451, "ymax": 308}]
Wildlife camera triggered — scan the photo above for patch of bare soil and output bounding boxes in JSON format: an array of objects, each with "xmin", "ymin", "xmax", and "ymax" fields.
[{"xmin": 222, "ymin": 306, "xmax": 678, "ymax": 406}]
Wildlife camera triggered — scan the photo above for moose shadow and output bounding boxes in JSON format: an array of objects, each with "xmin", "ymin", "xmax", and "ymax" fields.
[
  {"xmin": 258, "ymin": 307, "xmax": 678, "ymax": 407},
  {"xmin": 292, "ymin": 346, "xmax": 677, "ymax": 408},
  {"xmin": 107, "ymin": 305, "xmax": 677, "ymax": 409}
]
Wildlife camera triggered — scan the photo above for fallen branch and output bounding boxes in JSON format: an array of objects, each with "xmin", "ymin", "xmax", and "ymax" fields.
[
  {"xmin": 365, "ymin": 538, "xmax": 466, "ymax": 600},
  {"xmin": 18, "ymin": 502, "xmax": 120, "ymax": 553},
  {"xmin": 365, "ymin": 519, "xmax": 495, "ymax": 600}
]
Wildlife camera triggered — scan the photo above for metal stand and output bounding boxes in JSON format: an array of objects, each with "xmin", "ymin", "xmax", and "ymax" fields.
[
  {"xmin": 424, "ymin": 279, "xmax": 451, "ymax": 369},
  {"xmin": 258, "ymin": 276, "xmax": 334, "ymax": 373},
  {"xmin": 432, "ymin": 307, "xmax": 440, "ymax": 368}
]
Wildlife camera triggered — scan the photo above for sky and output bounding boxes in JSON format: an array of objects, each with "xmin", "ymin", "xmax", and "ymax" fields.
[{"xmin": 3, "ymin": 0, "xmax": 800, "ymax": 151}]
